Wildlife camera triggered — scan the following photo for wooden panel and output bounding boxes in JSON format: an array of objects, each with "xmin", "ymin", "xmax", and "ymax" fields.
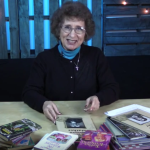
[
  {"xmin": 104, "ymin": 6, "xmax": 150, "ymax": 15},
  {"xmin": 104, "ymin": 44, "xmax": 150, "ymax": 56},
  {"xmin": 105, "ymin": 32, "xmax": 150, "ymax": 37},
  {"xmin": 0, "ymin": 0, "xmax": 8, "ymax": 59},
  {"xmin": 34, "ymin": 0, "xmax": 44, "ymax": 56},
  {"xmin": 18, "ymin": 0, "xmax": 30, "ymax": 58},
  {"xmin": 78, "ymin": 0, "xmax": 87, "ymax": 6},
  {"xmin": 104, "ymin": 36, "xmax": 150, "ymax": 44},
  {"xmin": 103, "ymin": 0, "xmax": 150, "ymax": 56},
  {"xmin": 103, "ymin": 0, "xmax": 150, "ymax": 5},
  {"xmin": 104, "ymin": 17, "xmax": 150, "ymax": 30},
  {"xmin": 62, "ymin": 0, "xmax": 72, "ymax": 3},
  {"xmin": 50, "ymin": 0, "xmax": 59, "ymax": 48},
  {"xmin": 62, "ymin": 0, "xmax": 87, "ymax": 5},
  {"xmin": 92, "ymin": 0, "xmax": 101, "ymax": 49},
  {"xmin": 9, "ymin": 0, "xmax": 20, "ymax": 58}
]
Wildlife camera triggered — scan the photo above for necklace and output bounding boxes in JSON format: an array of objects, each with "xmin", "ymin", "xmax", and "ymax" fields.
[{"xmin": 74, "ymin": 52, "xmax": 80, "ymax": 71}]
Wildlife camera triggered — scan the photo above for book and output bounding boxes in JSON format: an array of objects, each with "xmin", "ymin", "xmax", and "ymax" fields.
[
  {"xmin": 77, "ymin": 130, "xmax": 111, "ymax": 150},
  {"xmin": 108, "ymin": 117, "xmax": 146, "ymax": 140},
  {"xmin": 99, "ymin": 124, "xmax": 113, "ymax": 136},
  {"xmin": 0, "ymin": 137, "xmax": 13, "ymax": 145},
  {"xmin": 15, "ymin": 134, "xmax": 30, "ymax": 146},
  {"xmin": 56, "ymin": 115, "xmax": 96, "ymax": 139},
  {"xmin": 118, "ymin": 142, "xmax": 150, "ymax": 150},
  {"xmin": 104, "ymin": 118, "xmax": 125, "ymax": 139},
  {"xmin": 12, "ymin": 134, "xmax": 30, "ymax": 144},
  {"xmin": 34, "ymin": 131, "xmax": 78, "ymax": 150},
  {"xmin": 117, "ymin": 136, "xmax": 150, "ymax": 145},
  {"xmin": 110, "ymin": 137, "xmax": 150, "ymax": 150},
  {"xmin": 110, "ymin": 137, "xmax": 123, "ymax": 150},
  {"xmin": 105, "ymin": 104, "xmax": 150, "ymax": 136},
  {"xmin": 0, "ymin": 119, "xmax": 41, "ymax": 141},
  {"xmin": 0, "ymin": 142, "xmax": 12, "ymax": 148},
  {"xmin": 99, "ymin": 125, "xmax": 112, "ymax": 150},
  {"xmin": 0, "ymin": 120, "xmax": 32, "ymax": 141}
]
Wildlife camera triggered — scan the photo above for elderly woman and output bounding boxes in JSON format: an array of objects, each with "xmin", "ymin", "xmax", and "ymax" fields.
[{"xmin": 22, "ymin": 1, "xmax": 119, "ymax": 124}]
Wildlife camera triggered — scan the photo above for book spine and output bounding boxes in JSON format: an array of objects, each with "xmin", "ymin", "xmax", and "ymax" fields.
[
  {"xmin": 99, "ymin": 125, "xmax": 106, "ymax": 132},
  {"xmin": 111, "ymin": 137, "xmax": 122, "ymax": 149},
  {"xmin": 9, "ymin": 130, "xmax": 32, "ymax": 141},
  {"xmin": 12, "ymin": 133, "xmax": 30, "ymax": 144},
  {"xmin": 102, "ymin": 123, "xmax": 113, "ymax": 135},
  {"xmin": 103, "ymin": 122, "xmax": 117, "ymax": 140},
  {"xmin": 100, "ymin": 124, "xmax": 112, "ymax": 137}
]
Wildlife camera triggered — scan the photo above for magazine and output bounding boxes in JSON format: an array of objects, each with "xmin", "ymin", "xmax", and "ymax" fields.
[
  {"xmin": 105, "ymin": 104, "xmax": 150, "ymax": 135},
  {"xmin": 34, "ymin": 131, "xmax": 78, "ymax": 150},
  {"xmin": 77, "ymin": 130, "xmax": 111, "ymax": 150},
  {"xmin": 108, "ymin": 117, "xmax": 146, "ymax": 140}
]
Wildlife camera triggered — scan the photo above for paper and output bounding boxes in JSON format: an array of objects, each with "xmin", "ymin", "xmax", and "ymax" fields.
[{"xmin": 105, "ymin": 104, "xmax": 150, "ymax": 117}]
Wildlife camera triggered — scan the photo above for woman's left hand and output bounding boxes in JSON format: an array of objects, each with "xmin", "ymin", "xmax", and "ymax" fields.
[{"xmin": 84, "ymin": 96, "xmax": 100, "ymax": 112}]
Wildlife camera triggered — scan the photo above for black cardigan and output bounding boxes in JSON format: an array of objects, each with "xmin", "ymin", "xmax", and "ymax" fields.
[{"xmin": 22, "ymin": 44, "xmax": 119, "ymax": 112}]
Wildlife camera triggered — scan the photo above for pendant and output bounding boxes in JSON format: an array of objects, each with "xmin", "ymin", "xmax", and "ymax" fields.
[{"xmin": 76, "ymin": 66, "xmax": 79, "ymax": 71}]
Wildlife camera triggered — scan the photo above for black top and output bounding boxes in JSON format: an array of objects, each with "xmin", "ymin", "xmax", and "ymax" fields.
[{"xmin": 22, "ymin": 44, "xmax": 119, "ymax": 112}]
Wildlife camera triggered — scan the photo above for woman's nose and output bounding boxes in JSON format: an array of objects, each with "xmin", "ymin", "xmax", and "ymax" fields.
[{"xmin": 69, "ymin": 29, "xmax": 76, "ymax": 37}]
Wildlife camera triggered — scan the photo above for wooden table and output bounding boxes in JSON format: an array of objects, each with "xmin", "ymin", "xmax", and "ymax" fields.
[{"xmin": 0, "ymin": 99, "xmax": 150, "ymax": 149}]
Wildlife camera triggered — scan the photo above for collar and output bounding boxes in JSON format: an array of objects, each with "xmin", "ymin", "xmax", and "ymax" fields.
[{"xmin": 58, "ymin": 41, "xmax": 80, "ymax": 60}]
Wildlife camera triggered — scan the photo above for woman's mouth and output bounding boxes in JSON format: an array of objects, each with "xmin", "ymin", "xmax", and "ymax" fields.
[{"xmin": 67, "ymin": 39, "xmax": 77, "ymax": 45}]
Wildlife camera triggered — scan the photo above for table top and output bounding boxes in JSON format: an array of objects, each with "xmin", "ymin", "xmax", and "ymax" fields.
[{"xmin": 0, "ymin": 99, "xmax": 150, "ymax": 149}]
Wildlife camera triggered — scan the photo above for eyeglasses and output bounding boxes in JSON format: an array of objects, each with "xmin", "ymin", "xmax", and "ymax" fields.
[{"xmin": 62, "ymin": 25, "xmax": 86, "ymax": 34}]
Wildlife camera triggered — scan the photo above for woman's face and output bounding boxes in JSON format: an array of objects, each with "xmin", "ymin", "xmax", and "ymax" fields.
[{"xmin": 60, "ymin": 18, "xmax": 85, "ymax": 51}]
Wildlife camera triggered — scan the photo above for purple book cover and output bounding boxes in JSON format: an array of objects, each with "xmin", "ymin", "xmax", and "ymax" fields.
[{"xmin": 77, "ymin": 130, "xmax": 111, "ymax": 150}]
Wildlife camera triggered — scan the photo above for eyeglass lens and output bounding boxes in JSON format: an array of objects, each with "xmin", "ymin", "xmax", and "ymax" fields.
[{"xmin": 62, "ymin": 26, "xmax": 85, "ymax": 34}]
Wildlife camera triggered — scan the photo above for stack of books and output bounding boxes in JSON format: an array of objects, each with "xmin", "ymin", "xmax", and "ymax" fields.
[
  {"xmin": 102, "ymin": 104, "xmax": 150, "ymax": 150},
  {"xmin": 0, "ymin": 118, "xmax": 41, "ymax": 150}
]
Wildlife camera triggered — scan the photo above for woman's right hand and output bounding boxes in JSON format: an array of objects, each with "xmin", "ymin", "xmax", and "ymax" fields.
[{"xmin": 43, "ymin": 101, "xmax": 61, "ymax": 124}]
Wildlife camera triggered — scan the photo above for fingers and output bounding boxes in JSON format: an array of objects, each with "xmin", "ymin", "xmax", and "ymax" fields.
[
  {"xmin": 84, "ymin": 96, "xmax": 100, "ymax": 113},
  {"xmin": 43, "ymin": 101, "xmax": 61, "ymax": 124},
  {"xmin": 85, "ymin": 97, "xmax": 92, "ymax": 108},
  {"xmin": 90, "ymin": 96, "xmax": 100, "ymax": 111},
  {"xmin": 84, "ymin": 97, "xmax": 92, "ymax": 112},
  {"xmin": 44, "ymin": 108, "xmax": 56, "ymax": 124}
]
